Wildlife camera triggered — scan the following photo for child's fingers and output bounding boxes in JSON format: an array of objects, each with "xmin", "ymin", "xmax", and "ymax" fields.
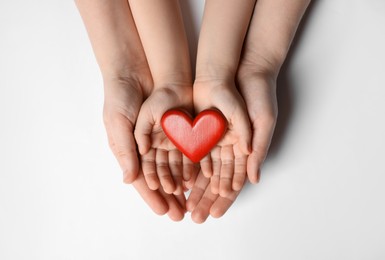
[
  {"xmin": 200, "ymin": 154, "xmax": 213, "ymax": 178},
  {"xmin": 210, "ymin": 147, "xmax": 221, "ymax": 194},
  {"xmin": 219, "ymin": 145, "xmax": 234, "ymax": 197},
  {"xmin": 105, "ymin": 117, "xmax": 139, "ymax": 183},
  {"xmin": 134, "ymin": 108, "xmax": 153, "ymax": 155},
  {"xmin": 247, "ymin": 118, "xmax": 276, "ymax": 184},
  {"xmin": 156, "ymin": 149, "xmax": 176, "ymax": 194},
  {"xmin": 233, "ymin": 145, "xmax": 247, "ymax": 191},
  {"xmin": 182, "ymin": 155, "xmax": 194, "ymax": 182},
  {"xmin": 168, "ymin": 150, "xmax": 183, "ymax": 195},
  {"xmin": 141, "ymin": 148, "xmax": 160, "ymax": 190}
]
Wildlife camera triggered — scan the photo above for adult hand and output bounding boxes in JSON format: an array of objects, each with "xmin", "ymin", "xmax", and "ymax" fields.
[
  {"xmin": 186, "ymin": 171, "xmax": 241, "ymax": 224},
  {"xmin": 236, "ymin": 0, "xmax": 311, "ymax": 183},
  {"xmin": 76, "ymin": 0, "xmax": 186, "ymax": 220}
]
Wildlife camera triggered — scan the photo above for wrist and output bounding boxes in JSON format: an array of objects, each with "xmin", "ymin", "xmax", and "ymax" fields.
[
  {"xmin": 152, "ymin": 82, "xmax": 193, "ymax": 107},
  {"xmin": 195, "ymin": 62, "xmax": 237, "ymax": 84},
  {"xmin": 152, "ymin": 71, "xmax": 192, "ymax": 91}
]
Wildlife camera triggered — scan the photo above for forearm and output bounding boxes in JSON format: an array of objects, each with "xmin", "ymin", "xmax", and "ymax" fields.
[
  {"xmin": 195, "ymin": 0, "xmax": 256, "ymax": 82},
  {"xmin": 75, "ymin": 0, "xmax": 147, "ymax": 81},
  {"xmin": 240, "ymin": 0, "xmax": 311, "ymax": 77},
  {"xmin": 128, "ymin": 0, "xmax": 191, "ymax": 88}
]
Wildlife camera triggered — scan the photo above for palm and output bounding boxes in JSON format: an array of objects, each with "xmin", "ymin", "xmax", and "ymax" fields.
[{"xmin": 135, "ymin": 87, "xmax": 195, "ymax": 195}]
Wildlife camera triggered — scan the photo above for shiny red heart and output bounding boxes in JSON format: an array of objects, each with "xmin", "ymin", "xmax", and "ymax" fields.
[{"xmin": 161, "ymin": 109, "xmax": 227, "ymax": 163}]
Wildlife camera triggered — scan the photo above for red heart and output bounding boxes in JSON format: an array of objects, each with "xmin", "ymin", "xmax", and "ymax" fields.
[{"xmin": 161, "ymin": 109, "xmax": 227, "ymax": 163}]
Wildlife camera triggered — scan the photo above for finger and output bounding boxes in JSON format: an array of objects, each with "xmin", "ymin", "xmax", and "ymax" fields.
[
  {"xmin": 183, "ymin": 163, "xmax": 200, "ymax": 190},
  {"xmin": 168, "ymin": 150, "xmax": 183, "ymax": 195},
  {"xmin": 210, "ymin": 146, "xmax": 221, "ymax": 194},
  {"xmin": 132, "ymin": 171, "xmax": 169, "ymax": 216},
  {"xmin": 233, "ymin": 145, "xmax": 247, "ymax": 191},
  {"xmin": 247, "ymin": 118, "xmax": 275, "ymax": 183},
  {"xmin": 134, "ymin": 107, "xmax": 153, "ymax": 155},
  {"xmin": 191, "ymin": 181, "xmax": 219, "ymax": 224},
  {"xmin": 105, "ymin": 116, "xmax": 139, "ymax": 183},
  {"xmin": 200, "ymin": 154, "xmax": 213, "ymax": 178},
  {"xmin": 156, "ymin": 149, "xmax": 176, "ymax": 194},
  {"xmin": 175, "ymin": 192, "xmax": 187, "ymax": 211},
  {"xmin": 158, "ymin": 186, "xmax": 185, "ymax": 222},
  {"xmin": 210, "ymin": 189, "xmax": 240, "ymax": 219},
  {"xmin": 219, "ymin": 145, "xmax": 234, "ymax": 197},
  {"xmin": 182, "ymin": 155, "xmax": 194, "ymax": 182},
  {"xmin": 186, "ymin": 172, "xmax": 209, "ymax": 212},
  {"xmin": 141, "ymin": 148, "xmax": 160, "ymax": 190}
]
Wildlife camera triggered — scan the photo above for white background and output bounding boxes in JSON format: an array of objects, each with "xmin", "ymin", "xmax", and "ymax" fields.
[{"xmin": 1, "ymin": 0, "xmax": 385, "ymax": 259}]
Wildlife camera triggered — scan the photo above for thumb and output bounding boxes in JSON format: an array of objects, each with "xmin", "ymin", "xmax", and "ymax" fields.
[
  {"xmin": 105, "ymin": 115, "xmax": 139, "ymax": 184},
  {"xmin": 134, "ymin": 108, "xmax": 154, "ymax": 155},
  {"xmin": 247, "ymin": 118, "xmax": 276, "ymax": 184}
]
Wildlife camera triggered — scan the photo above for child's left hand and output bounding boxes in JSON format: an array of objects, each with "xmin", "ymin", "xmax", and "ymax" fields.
[{"xmin": 134, "ymin": 85, "xmax": 197, "ymax": 195}]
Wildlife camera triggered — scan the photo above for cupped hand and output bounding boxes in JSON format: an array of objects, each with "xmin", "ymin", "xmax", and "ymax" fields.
[
  {"xmin": 193, "ymin": 80, "xmax": 252, "ymax": 197},
  {"xmin": 134, "ymin": 85, "xmax": 198, "ymax": 195},
  {"xmin": 103, "ymin": 71, "xmax": 152, "ymax": 184},
  {"xmin": 236, "ymin": 65, "xmax": 278, "ymax": 184}
]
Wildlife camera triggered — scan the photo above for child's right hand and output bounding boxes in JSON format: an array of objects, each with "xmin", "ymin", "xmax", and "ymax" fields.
[
  {"xmin": 193, "ymin": 79, "xmax": 252, "ymax": 197},
  {"xmin": 134, "ymin": 85, "xmax": 197, "ymax": 195}
]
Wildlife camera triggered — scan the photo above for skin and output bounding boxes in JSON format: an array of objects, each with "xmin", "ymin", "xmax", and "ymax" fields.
[
  {"xmin": 75, "ymin": 0, "xmax": 185, "ymax": 221},
  {"xmin": 188, "ymin": 0, "xmax": 311, "ymax": 223},
  {"xmin": 76, "ymin": 0, "xmax": 311, "ymax": 222},
  {"xmin": 129, "ymin": 0, "xmax": 198, "ymax": 196},
  {"xmin": 194, "ymin": 0, "xmax": 256, "ymax": 197}
]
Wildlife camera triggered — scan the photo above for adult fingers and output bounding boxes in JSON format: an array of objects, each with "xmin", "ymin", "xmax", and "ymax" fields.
[
  {"xmin": 132, "ymin": 171, "xmax": 169, "ymax": 216},
  {"xmin": 191, "ymin": 181, "xmax": 218, "ymax": 224},
  {"xmin": 210, "ymin": 189, "xmax": 240, "ymax": 218},
  {"xmin": 183, "ymin": 163, "xmax": 200, "ymax": 190},
  {"xmin": 159, "ymin": 187, "xmax": 186, "ymax": 222},
  {"xmin": 186, "ymin": 172, "xmax": 210, "ymax": 212}
]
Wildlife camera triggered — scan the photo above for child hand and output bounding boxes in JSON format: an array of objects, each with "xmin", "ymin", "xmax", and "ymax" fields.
[
  {"xmin": 194, "ymin": 80, "xmax": 252, "ymax": 196},
  {"xmin": 134, "ymin": 85, "xmax": 196, "ymax": 195}
]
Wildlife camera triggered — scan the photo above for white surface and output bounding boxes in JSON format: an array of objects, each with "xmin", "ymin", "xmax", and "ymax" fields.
[{"xmin": 1, "ymin": 0, "xmax": 385, "ymax": 259}]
